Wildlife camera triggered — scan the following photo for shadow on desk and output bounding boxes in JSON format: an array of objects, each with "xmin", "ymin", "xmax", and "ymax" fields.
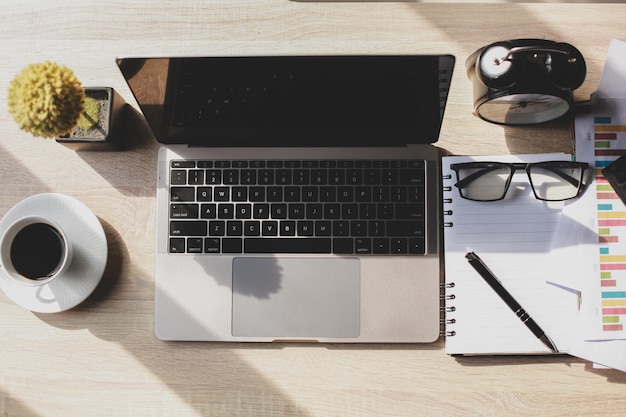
[
  {"xmin": 503, "ymin": 119, "xmax": 574, "ymax": 155},
  {"xmin": 71, "ymin": 105, "xmax": 161, "ymax": 196},
  {"xmin": 30, "ymin": 218, "xmax": 315, "ymax": 415},
  {"xmin": 0, "ymin": 388, "xmax": 39, "ymax": 417},
  {"xmin": 454, "ymin": 354, "xmax": 626, "ymax": 383}
]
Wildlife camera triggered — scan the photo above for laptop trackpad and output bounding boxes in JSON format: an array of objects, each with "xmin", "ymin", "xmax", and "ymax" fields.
[{"xmin": 232, "ymin": 257, "xmax": 360, "ymax": 339}]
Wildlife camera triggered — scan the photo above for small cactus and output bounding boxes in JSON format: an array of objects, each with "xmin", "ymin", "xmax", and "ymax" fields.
[{"xmin": 8, "ymin": 61, "xmax": 85, "ymax": 138}]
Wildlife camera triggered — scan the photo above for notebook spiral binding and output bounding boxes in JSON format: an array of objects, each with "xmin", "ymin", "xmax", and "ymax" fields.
[
  {"xmin": 440, "ymin": 173, "xmax": 456, "ymax": 337},
  {"xmin": 439, "ymin": 281, "xmax": 457, "ymax": 337},
  {"xmin": 442, "ymin": 173, "xmax": 453, "ymax": 228}
]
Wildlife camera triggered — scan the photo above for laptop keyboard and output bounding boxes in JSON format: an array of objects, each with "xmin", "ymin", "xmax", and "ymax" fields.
[{"xmin": 168, "ymin": 159, "xmax": 426, "ymax": 255}]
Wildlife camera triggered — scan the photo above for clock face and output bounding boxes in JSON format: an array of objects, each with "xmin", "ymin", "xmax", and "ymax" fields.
[{"xmin": 476, "ymin": 93, "xmax": 570, "ymax": 125}]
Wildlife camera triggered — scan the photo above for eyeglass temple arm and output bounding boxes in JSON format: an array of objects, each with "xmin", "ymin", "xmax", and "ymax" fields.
[{"xmin": 454, "ymin": 166, "xmax": 504, "ymax": 189}]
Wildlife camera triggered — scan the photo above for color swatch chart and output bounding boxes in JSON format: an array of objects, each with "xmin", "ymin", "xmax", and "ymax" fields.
[{"xmin": 594, "ymin": 116, "xmax": 626, "ymax": 337}]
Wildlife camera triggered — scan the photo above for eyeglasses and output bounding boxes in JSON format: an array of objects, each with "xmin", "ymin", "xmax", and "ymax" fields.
[{"xmin": 450, "ymin": 161, "xmax": 588, "ymax": 202}]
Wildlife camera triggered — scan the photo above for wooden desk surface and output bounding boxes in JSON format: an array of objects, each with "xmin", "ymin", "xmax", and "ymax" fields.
[{"xmin": 1, "ymin": 1, "xmax": 626, "ymax": 416}]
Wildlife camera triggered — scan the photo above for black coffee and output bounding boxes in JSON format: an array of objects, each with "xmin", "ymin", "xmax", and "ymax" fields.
[{"xmin": 10, "ymin": 223, "xmax": 65, "ymax": 280}]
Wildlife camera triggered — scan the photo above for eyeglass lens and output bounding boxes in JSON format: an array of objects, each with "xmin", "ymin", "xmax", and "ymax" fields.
[
  {"xmin": 528, "ymin": 163, "xmax": 584, "ymax": 201},
  {"xmin": 452, "ymin": 161, "xmax": 586, "ymax": 202}
]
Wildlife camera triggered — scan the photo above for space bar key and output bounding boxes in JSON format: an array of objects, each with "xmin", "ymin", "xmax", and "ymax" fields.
[{"xmin": 244, "ymin": 238, "xmax": 331, "ymax": 254}]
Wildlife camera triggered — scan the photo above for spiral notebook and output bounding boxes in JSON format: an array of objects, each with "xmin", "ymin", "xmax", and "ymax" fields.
[{"xmin": 442, "ymin": 154, "xmax": 584, "ymax": 355}]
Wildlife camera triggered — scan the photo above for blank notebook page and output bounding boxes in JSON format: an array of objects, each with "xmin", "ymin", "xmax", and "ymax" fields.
[{"xmin": 442, "ymin": 154, "xmax": 581, "ymax": 355}]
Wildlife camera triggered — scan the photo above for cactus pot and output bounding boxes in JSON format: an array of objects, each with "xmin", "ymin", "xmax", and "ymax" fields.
[{"xmin": 56, "ymin": 87, "xmax": 125, "ymax": 151}]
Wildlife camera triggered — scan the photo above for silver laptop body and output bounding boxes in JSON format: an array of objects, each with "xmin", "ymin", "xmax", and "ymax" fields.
[{"xmin": 118, "ymin": 55, "xmax": 455, "ymax": 342}]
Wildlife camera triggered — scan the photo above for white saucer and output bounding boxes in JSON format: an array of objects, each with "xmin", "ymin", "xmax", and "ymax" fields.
[{"xmin": 0, "ymin": 193, "xmax": 108, "ymax": 313}]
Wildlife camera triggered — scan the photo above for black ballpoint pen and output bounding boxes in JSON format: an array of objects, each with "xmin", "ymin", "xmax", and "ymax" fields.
[{"xmin": 465, "ymin": 251, "xmax": 558, "ymax": 353}]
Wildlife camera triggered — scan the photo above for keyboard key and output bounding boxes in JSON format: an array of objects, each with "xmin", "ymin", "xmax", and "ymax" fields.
[
  {"xmin": 209, "ymin": 221, "xmax": 225, "ymax": 236},
  {"xmin": 386, "ymin": 220, "xmax": 424, "ymax": 237},
  {"xmin": 395, "ymin": 204, "xmax": 425, "ymax": 220},
  {"xmin": 204, "ymin": 238, "xmax": 220, "ymax": 253},
  {"xmin": 218, "ymin": 204, "xmax": 234, "ymax": 219},
  {"xmin": 360, "ymin": 203, "xmax": 376, "ymax": 219},
  {"xmin": 293, "ymin": 169, "xmax": 309, "ymax": 185},
  {"xmin": 172, "ymin": 161, "xmax": 195, "ymax": 168},
  {"xmin": 324, "ymin": 204, "xmax": 340, "ymax": 219},
  {"xmin": 259, "ymin": 170, "xmax": 274, "ymax": 185},
  {"xmin": 381, "ymin": 169, "xmax": 398, "ymax": 184},
  {"xmin": 206, "ymin": 170, "xmax": 221, "ymax": 184},
  {"xmin": 306, "ymin": 203, "xmax": 323, "ymax": 219},
  {"xmin": 249, "ymin": 187, "xmax": 265, "ymax": 202},
  {"xmin": 171, "ymin": 170, "xmax": 187, "ymax": 185},
  {"xmin": 302, "ymin": 187, "xmax": 318, "ymax": 202},
  {"xmin": 297, "ymin": 221, "xmax": 314, "ymax": 236},
  {"xmin": 320, "ymin": 187, "xmax": 336, "ymax": 202},
  {"xmin": 289, "ymin": 204, "xmax": 305, "ymax": 219},
  {"xmin": 197, "ymin": 187, "xmax": 212, "ymax": 201},
  {"xmin": 342, "ymin": 204, "xmax": 358, "ymax": 219},
  {"xmin": 311, "ymin": 169, "xmax": 327, "ymax": 185},
  {"xmin": 390, "ymin": 186, "xmax": 407, "ymax": 202},
  {"xmin": 200, "ymin": 204, "xmax": 217, "ymax": 219},
  {"xmin": 337, "ymin": 187, "xmax": 353, "ymax": 202},
  {"xmin": 391, "ymin": 238, "xmax": 407, "ymax": 254},
  {"xmin": 197, "ymin": 161, "xmax": 214, "ymax": 168},
  {"xmin": 333, "ymin": 221, "xmax": 349, "ymax": 236},
  {"xmin": 241, "ymin": 170, "xmax": 256, "ymax": 184},
  {"xmin": 355, "ymin": 238, "xmax": 371, "ymax": 254},
  {"xmin": 400, "ymin": 169, "xmax": 425, "ymax": 185},
  {"xmin": 373, "ymin": 238, "xmax": 390, "ymax": 254},
  {"xmin": 222, "ymin": 238, "xmax": 243, "ymax": 253},
  {"xmin": 369, "ymin": 221, "xmax": 385, "ymax": 236},
  {"xmin": 267, "ymin": 187, "xmax": 283, "ymax": 202},
  {"xmin": 254, "ymin": 204, "xmax": 270, "ymax": 219},
  {"xmin": 171, "ymin": 187, "xmax": 195, "ymax": 202},
  {"xmin": 170, "ymin": 204, "xmax": 199, "ymax": 219},
  {"xmin": 189, "ymin": 170, "xmax": 204, "ymax": 185},
  {"xmin": 408, "ymin": 186, "xmax": 425, "ymax": 203},
  {"xmin": 244, "ymin": 238, "xmax": 331, "ymax": 253},
  {"xmin": 351, "ymin": 221, "xmax": 367, "ymax": 236},
  {"xmin": 214, "ymin": 187, "xmax": 230, "ymax": 201},
  {"xmin": 227, "ymin": 221, "xmax": 243, "ymax": 236},
  {"xmin": 271, "ymin": 204, "xmax": 287, "ymax": 219},
  {"xmin": 280, "ymin": 221, "xmax": 296, "ymax": 236},
  {"xmin": 346, "ymin": 169, "xmax": 362, "ymax": 185},
  {"xmin": 315, "ymin": 221, "xmax": 332, "ymax": 236},
  {"xmin": 187, "ymin": 238, "xmax": 203, "ymax": 253},
  {"xmin": 244, "ymin": 221, "xmax": 261, "ymax": 236},
  {"xmin": 378, "ymin": 203, "xmax": 394, "ymax": 219},
  {"xmin": 329, "ymin": 169, "xmax": 345, "ymax": 185},
  {"xmin": 284, "ymin": 187, "xmax": 300, "ymax": 202},
  {"xmin": 276, "ymin": 169, "xmax": 292, "ymax": 185},
  {"xmin": 355, "ymin": 187, "xmax": 371, "ymax": 202},
  {"xmin": 170, "ymin": 237, "xmax": 186, "ymax": 253},
  {"xmin": 408, "ymin": 238, "xmax": 425, "ymax": 255},
  {"xmin": 232, "ymin": 187, "xmax": 247, "ymax": 201},
  {"xmin": 170, "ymin": 221, "xmax": 207, "ymax": 236},
  {"xmin": 333, "ymin": 238, "xmax": 353, "ymax": 254},
  {"xmin": 364, "ymin": 170, "xmax": 380, "ymax": 185},
  {"xmin": 262, "ymin": 221, "xmax": 279, "ymax": 236}
]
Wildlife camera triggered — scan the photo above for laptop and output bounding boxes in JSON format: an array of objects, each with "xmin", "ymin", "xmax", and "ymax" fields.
[{"xmin": 117, "ymin": 54, "xmax": 455, "ymax": 342}]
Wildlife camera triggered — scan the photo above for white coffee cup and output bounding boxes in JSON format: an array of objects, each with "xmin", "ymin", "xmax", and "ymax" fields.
[{"xmin": 0, "ymin": 216, "xmax": 73, "ymax": 286}]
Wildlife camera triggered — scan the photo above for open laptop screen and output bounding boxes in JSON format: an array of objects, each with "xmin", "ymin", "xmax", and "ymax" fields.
[{"xmin": 117, "ymin": 55, "xmax": 454, "ymax": 147}]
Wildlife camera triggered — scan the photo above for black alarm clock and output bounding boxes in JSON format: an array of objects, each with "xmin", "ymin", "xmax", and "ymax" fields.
[{"xmin": 466, "ymin": 39, "xmax": 586, "ymax": 125}]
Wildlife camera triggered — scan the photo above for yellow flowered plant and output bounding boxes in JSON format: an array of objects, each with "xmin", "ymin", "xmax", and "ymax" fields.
[{"xmin": 8, "ymin": 61, "xmax": 85, "ymax": 138}]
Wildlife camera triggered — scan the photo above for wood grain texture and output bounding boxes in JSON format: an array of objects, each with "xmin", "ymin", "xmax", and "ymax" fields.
[{"xmin": 1, "ymin": 1, "xmax": 626, "ymax": 416}]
